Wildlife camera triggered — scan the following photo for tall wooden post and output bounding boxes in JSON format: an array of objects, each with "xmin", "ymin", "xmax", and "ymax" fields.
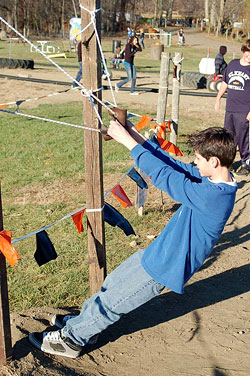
[
  {"xmin": 157, "ymin": 52, "xmax": 171, "ymax": 136},
  {"xmin": 0, "ymin": 183, "xmax": 12, "ymax": 364},
  {"xmin": 81, "ymin": 0, "xmax": 106, "ymax": 294},
  {"xmin": 170, "ymin": 52, "xmax": 182, "ymax": 146}
]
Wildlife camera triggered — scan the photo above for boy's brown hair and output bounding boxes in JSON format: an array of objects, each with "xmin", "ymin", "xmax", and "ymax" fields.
[
  {"xmin": 241, "ymin": 39, "xmax": 250, "ymax": 52},
  {"xmin": 188, "ymin": 127, "xmax": 236, "ymax": 168}
]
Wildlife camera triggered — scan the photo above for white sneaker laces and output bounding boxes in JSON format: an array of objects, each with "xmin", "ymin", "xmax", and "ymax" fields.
[{"xmin": 45, "ymin": 330, "xmax": 63, "ymax": 342}]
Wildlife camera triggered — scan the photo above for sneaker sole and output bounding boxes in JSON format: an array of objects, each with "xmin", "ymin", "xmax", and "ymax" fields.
[{"xmin": 28, "ymin": 333, "xmax": 81, "ymax": 359}]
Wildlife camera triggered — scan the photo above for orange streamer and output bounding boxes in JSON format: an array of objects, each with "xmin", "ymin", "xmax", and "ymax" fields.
[
  {"xmin": 157, "ymin": 135, "xmax": 183, "ymax": 156},
  {"xmin": 135, "ymin": 115, "xmax": 153, "ymax": 131},
  {"xmin": 111, "ymin": 185, "xmax": 133, "ymax": 208},
  {"xmin": 0, "ymin": 230, "xmax": 20, "ymax": 267},
  {"xmin": 72, "ymin": 209, "xmax": 86, "ymax": 234}
]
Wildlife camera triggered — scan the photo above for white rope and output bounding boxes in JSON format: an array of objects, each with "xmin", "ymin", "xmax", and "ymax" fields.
[
  {"xmin": 86, "ymin": 205, "xmax": 104, "ymax": 213},
  {"xmin": 12, "ymin": 164, "xmax": 137, "ymax": 244},
  {"xmin": 0, "ymin": 108, "xmax": 100, "ymax": 133},
  {"xmin": 87, "ymin": 8, "xmax": 117, "ymax": 107},
  {"xmin": 0, "ymin": 88, "xmax": 72, "ymax": 108},
  {"xmin": 79, "ymin": 4, "xmax": 117, "ymax": 106},
  {"xmin": 0, "ymin": 16, "xmax": 115, "ymax": 118},
  {"xmin": 12, "ymin": 206, "xmax": 86, "ymax": 244},
  {"xmin": 72, "ymin": 20, "xmax": 93, "ymax": 41}
]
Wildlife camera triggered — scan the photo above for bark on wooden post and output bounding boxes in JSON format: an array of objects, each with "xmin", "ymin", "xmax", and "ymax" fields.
[
  {"xmin": 157, "ymin": 52, "xmax": 171, "ymax": 136},
  {"xmin": 81, "ymin": 0, "xmax": 106, "ymax": 294},
  {"xmin": 0, "ymin": 183, "xmax": 12, "ymax": 365},
  {"xmin": 170, "ymin": 52, "xmax": 182, "ymax": 147}
]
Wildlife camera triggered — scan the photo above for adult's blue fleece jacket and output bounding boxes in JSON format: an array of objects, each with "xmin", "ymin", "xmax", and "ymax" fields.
[{"xmin": 130, "ymin": 139, "xmax": 237, "ymax": 294}]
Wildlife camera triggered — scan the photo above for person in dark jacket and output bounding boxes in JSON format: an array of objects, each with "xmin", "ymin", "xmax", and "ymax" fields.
[
  {"xmin": 72, "ymin": 41, "xmax": 82, "ymax": 88},
  {"xmin": 215, "ymin": 46, "xmax": 227, "ymax": 77},
  {"xmin": 115, "ymin": 36, "xmax": 142, "ymax": 95}
]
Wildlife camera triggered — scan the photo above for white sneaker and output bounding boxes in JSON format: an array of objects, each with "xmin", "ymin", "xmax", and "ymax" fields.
[
  {"xmin": 29, "ymin": 329, "xmax": 82, "ymax": 358},
  {"xmin": 51, "ymin": 313, "xmax": 99, "ymax": 345},
  {"xmin": 115, "ymin": 84, "xmax": 119, "ymax": 93},
  {"xmin": 130, "ymin": 92, "xmax": 139, "ymax": 95}
]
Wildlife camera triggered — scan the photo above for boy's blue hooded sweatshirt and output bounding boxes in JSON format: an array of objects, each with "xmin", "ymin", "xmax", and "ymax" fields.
[{"xmin": 130, "ymin": 139, "xmax": 237, "ymax": 294}]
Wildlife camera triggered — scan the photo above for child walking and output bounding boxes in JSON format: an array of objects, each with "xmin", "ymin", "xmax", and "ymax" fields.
[{"xmin": 29, "ymin": 123, "xmax": 237, "ymax": 358}]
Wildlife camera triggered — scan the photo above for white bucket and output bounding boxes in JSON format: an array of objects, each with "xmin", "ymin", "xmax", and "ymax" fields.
[{"xmin": 199, "ymin": 58, "xmax": 215, "ymax": 74}]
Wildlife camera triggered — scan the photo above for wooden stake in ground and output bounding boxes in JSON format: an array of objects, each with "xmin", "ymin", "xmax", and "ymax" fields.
[
  {"xmin": 81, "ymin": 0, "xmax": 106, "ymax": 294},
  {"xmin": 157, "ymin": 52, "xmax": 171, "ymax": 134},
  {"xmin": 0, "ymin": 183, "xmax": 12, "ymax": 365},
  {"xmin": 170, "ymin": 52, "xmax": 183, "ymax": 146}
]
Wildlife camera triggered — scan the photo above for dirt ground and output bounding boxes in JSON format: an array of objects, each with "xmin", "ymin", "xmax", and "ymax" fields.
[{"xmin": 0, "ymin": 29, "xmax": 250, "ymax": 376}]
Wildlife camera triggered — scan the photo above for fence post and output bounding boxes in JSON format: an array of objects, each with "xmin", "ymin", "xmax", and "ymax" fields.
[
  {"xmin": 157, "ymin": 52, "xmax": 171, "ymax": 134},
  {"xmin": 0, "ymin": 183, "xmax": 12, "ymax": 365},
  {"xmin": 81, "ymin": 0, "xmax": 106, "ymax": 295},
  {"xmin": 170, "ymin": 52, "xmax": 182, "ymax": 147}
]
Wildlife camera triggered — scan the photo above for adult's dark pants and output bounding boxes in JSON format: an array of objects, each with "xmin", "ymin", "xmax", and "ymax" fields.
[{"xmin": 224, "ymin": 111, "xmax": 250, "ymax": 164}]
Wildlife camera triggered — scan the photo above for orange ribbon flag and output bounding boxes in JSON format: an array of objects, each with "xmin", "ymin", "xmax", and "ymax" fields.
[
  {"xmin": 111, "ymin": 185, "xmax": 133, "ymax": 208},
  {"xmin": 0, "ymin": 230, "xmax": 20, "ymax": 267},
  {"xmin": 72, "ymin": 209, "xmax": 86, "ymax": 234},
  {"xmin": 157, "ymin": 122, "xmax": 167, "ymax": 139},
  {"xmin": 156, "ymin": 135, "xmax": 183, "ymax": 156},
  {"xmin": 135, "ymin": 115, "xmax": 153, "ymax": 131},
  {"xmin": 166, "ymin": 121, "xmax": 171, "ymax": 132}
]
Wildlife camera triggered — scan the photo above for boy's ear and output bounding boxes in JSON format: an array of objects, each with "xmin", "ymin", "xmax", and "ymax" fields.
[{"xmin": 210, "ymin": 156, "xmax": 220, "ymax": 168}]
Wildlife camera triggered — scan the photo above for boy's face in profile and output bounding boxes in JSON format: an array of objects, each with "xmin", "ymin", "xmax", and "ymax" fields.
[
  {"xmin": 242, "ymin": 51, "xmax": 250, "ymax": 65},
  {"xmin": 194, "ymin": 152, "xmax": 213, "ymax": 177}
]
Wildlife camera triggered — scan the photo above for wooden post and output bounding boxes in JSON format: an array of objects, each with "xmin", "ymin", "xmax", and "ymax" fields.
[
  {"xmin": 81, "ymin": 0, "xmax": 106, "ymax": 294},
  {"xmin": 157, "ymin": 52, "xmax": 171, "ymax": 135},
  {"xmin": 151, "ymin": 43, "xmax": 164, "ymax": 60},
  {"xmin": 170, "ymin": 52, "xmax": 182, "ymax": 146},
  {"xmin": 0, "ymin": 183, "xmax": 12, "ymax": 365}
]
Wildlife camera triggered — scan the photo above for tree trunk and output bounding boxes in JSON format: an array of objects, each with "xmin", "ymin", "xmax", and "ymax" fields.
[
  {"xmin": 204, "ymin": 0, "xmax": 209, "ymax": 21},
  {"xmin": 210, "ymin": 0, "xmax": 217, "ymax": 31},
  {"xmin": 217, "ymin": 0, "xmax": 225, "ymax": 34},
  {"xmin": 72, "ymin": 0, "xmax": 78, "ymax": 18},
  {"xmin": 166, "ymin": 0, "xmax": 174, "ymax": 21},
  {"xmin": 61, "ymin": 0, "xmax": 65, "ymax": 37}
]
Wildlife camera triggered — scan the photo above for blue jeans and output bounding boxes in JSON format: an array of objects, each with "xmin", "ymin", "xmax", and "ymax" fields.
[
  {"xmin": 73, "ymin": 62, "xmax": 82, "ymax": 87},
  {"xmin": 140, "ymin": 38, "xmax": 145, "ymax": 49},
  {"xmin": 62, "ymin": 249, "xmax": 164, "ymax": 346},
  {"xmin": 117, "ymin": 63, "xmax": 137, "ymax": 93}
]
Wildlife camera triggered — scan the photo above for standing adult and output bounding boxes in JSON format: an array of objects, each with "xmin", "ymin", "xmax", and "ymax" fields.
[
  {"xmin": 215, "ymin": 39, "xmax": 250, "ymax": 175},
  {"xmin": 215, "ymin": 46, "xmax": 228, "ymax": 77},
  {"xmin": 115, "ymin": 36, "xmax": 142, "ymax": 95},
  {"xmin": 72, "ymin": 41, "xmax": 82, "ymax": 88}
]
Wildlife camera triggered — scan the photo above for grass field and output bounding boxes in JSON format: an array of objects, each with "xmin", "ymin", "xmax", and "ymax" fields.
[{"xmin": 0, "ymin": 33, "xmax": 242, "ymax": 74}]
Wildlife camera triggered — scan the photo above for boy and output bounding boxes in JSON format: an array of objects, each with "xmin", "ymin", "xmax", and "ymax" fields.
[
  {"xmin": 215, "ymin": 39, "xmax": 250, "ymax": 175},
  {"xmin": 29, "ymin": 124, "xmax": 237, "ymax": 358}
]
